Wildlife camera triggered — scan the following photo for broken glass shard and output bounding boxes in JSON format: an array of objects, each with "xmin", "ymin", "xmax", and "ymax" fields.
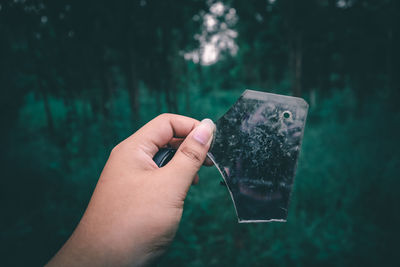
[{"xmin": 207, "ymin": 90, "xmax": 308, "ymax": 223}]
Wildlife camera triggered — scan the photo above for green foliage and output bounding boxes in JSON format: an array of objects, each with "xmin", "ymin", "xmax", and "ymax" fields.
[
  {"xmin": 159, "ymin": 89, "xmax": 400, "ymax": 267},
  {"xmin": 1, "ymin": 0, "xmax": 400, "ymax": 266},
  {"xmin": 2, "ymin": 88, "xmax": 400, "ymax": 266}
]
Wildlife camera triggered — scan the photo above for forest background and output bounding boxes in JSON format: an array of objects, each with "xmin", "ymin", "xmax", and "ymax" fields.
[{"xmin": 1, "ymin": 0, "xmax": 399, "ymax": 266}]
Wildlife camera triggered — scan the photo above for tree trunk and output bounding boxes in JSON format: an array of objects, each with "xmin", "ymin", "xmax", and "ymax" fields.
[
  {"xmin": 100, "ymin": 63, "xmax": 112, "ymax": 120},
  {"xmin": 124, "ymin": 0, "xmax": 140, "ymax": 121},
  {"xmin": 165, "ymin": 84, "xmax": 178, "ymax": 113},
  {"xmin": 127, "ymin": 57, "xmax": 140, "ymax": 119},
  {"xmin": 182, "ymin": 62, "xmax": 190, "ymax": 113},
  {"xmin": 166, "ymin": 75, "xmax": 178, "ymax": 113},
  {"xmin": 293, "ymin": 31, "xmax": 303, "ymax": 97},
  {"xmin": 387, "ymin": 27, "xmax": 394, "ymax": 92},
  {"xmin": 286, "ymin": 0, "xmax": 303, "ymax": 97},
  {"xmin": 289, "ymin": 30, "xmax": 303, "ymax": 97},
  {"xmin": 184, "ymin": 85, "xmax": 190, "ymax": 114},
  {"xmin": 42, "ymin": 90, "xmax": 54, "ymax": 133},
  {"xmin": 155, "ymin": 89, "xmax": 162, "ymax": 114}
]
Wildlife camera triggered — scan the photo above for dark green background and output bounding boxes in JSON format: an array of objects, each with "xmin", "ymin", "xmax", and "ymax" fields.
[{"xmin": 1, "ymin": 0, "xmax": 399, "ymax": 266}]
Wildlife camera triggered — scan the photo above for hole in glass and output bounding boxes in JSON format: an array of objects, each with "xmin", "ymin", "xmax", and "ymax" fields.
[{"xmin": 283, "ymin": 111, "xmax": 291, "ymax": 119}]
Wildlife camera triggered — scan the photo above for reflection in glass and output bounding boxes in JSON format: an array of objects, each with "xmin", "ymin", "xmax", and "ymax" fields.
[{"xmin": 208, "ymin": 90, "xmax": 308, "ymax": 222}]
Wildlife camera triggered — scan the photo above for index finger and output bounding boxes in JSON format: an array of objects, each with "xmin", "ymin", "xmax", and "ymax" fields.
[{"xmin": 127, "ymin": 113, "xmax": 200, "ymax": 157}]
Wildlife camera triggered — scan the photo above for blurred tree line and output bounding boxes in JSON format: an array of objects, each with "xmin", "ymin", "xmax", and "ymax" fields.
[
  {"xmin": 2, "ymin": 0, "xmax": 399, "ymax": 131},
  {"xmin": 1, "ymin": 0, "xmax": 400, "ymax": 266}
]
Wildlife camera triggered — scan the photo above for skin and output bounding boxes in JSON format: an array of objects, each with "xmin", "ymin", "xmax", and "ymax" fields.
[{"xmin": 46, "ymin": 114, "xmax": 215, "ymax": 267}]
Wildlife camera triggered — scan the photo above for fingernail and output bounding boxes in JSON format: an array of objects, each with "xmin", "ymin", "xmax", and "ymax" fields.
[{"xmin": 193, "ymin": 118, "xmax": 215, "ymax": 145}]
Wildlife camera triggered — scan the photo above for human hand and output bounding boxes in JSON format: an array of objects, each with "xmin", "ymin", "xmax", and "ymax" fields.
[{"xmin": 47, "ymin": 114, "xmax": 215, "ymax": 266}]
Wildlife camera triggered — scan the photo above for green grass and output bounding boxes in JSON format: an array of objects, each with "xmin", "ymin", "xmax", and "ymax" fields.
[{"xmin": 1, "ymin": 88, "xmax": 399, "ymax": 266}]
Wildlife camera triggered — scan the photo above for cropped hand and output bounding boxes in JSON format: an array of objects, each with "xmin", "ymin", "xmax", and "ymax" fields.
[{"xmin": 47, "ymin": 114, "xmax": 215, "ymax": 266}]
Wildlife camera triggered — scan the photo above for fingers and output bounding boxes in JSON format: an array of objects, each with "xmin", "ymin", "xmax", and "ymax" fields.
[
  {"xmin": 168, "ymin": 138, "xmax": 184, "ymax": 149},
  {"xmin": 192, "ymin": 174, "xmax": 199, "ymax": 185},
  {"xmin": 168, "ymin": 139, "xmax": 214, "ymax": 167},
  {"xmin": 125, "ymin": 114, "xmax": 200, "ymax": 157},
  {"xmin": 204, "ymin": 156, "xmax": 214, "ymax": 166},
  {"xmin": 161, "ymin": 119, "xmax": 215, "ymax": 193}
]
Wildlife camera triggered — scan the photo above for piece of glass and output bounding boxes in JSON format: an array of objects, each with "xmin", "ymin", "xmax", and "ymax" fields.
[{"xmin": 208, "ymin": 90, "xmax": 308, "ymax": 223}]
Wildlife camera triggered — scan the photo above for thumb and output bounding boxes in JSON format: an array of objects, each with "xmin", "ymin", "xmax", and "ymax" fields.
[{"xmin": 162, "ymin": 118, "xmax": 215, "ymax": 191}]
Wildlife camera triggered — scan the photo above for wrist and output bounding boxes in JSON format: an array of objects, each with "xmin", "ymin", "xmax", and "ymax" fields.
[{"xmin": 47, "ymin": 215, "xmax": 154, "ymax": 267}]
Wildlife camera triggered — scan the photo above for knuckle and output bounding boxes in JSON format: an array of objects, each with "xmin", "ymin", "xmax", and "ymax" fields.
[
  {"xmin": 110, "ymin": 143, "xmax": 122, "ymax": 156},
  {"xmin": 156, "ymin": 113, "xmax": 172, "ymax": 121},
  {"xmin": 110, "ymin": 141, "xmax": 129, "ymax": 156},
  {"xmin": 180, "ymin": 146, "xmax": 203, "ymax": 164}
]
